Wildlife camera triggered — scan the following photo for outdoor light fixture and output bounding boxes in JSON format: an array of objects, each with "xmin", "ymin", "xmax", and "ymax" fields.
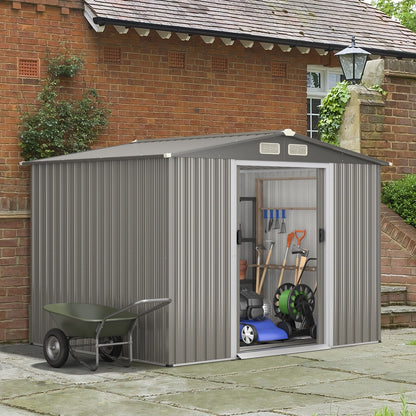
[{"xmin": 335, "ymin": 36, "xmax": 370, "ymax": 84}]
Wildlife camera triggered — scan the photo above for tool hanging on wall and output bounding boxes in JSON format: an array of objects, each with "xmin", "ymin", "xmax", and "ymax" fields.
[
  {"xmin": 263, "ymin": 210, "xmax": 268, "ymax": 233},
  {"xmin": 268, "ymin": 210, "xmax": 274, "ymax": 232},
  {"xmin": 280, "ymin": 209, "xmax": 287, "ymax": 233},
  {"xmin": 273, "ymin": 209, "xmax": 280, "ymax": 230},
  {"xmin": 277, "ymin": 232, "xmax": 294, "ymax": 288},
  {"xmin": 257, "ymin": 241, "xmax": 275, "ymax": 295}
]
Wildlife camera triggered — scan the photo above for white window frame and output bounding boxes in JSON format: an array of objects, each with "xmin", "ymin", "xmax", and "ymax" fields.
[{"xmin": 307, "ymin": 65, "xmax": 343, "ymax": 139}]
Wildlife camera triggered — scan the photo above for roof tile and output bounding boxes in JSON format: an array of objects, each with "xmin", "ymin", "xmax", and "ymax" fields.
[{"xmin": 84, "ymin": 0, "xmax": 416, "ymax": 57}]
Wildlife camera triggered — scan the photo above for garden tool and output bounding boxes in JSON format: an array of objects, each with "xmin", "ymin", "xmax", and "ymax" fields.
[
  {"xmin": 257, "ymin": 241, "xmax": 275, "ymax": 295},
  {"xmin": 277, "ymin": 232, "xmax": 294, "ymax": 288},
  {"xmin": 280, "ymin": 209, "xmax": 287, "ymax": 233},
  {"xmin": 292, "ymin": 246, "xmax": 309, "ymax": 285},
  {"xmin": 273, "ymin": 209, "xmax": 280, "ymax": 230},
  {"xmin": 268, "ymin": 210, "xmax": 274, "ymax": 232},
  {"xmin": 255, "ymin": 245, "xmax": 263, "ymax": 294},
  {"xmin": 263, "ymin": 210, "xmax": 268, "ymax": 233},
  {"xmin": 294, "ymin": 229, "xmax": 306, "ymax": 283}
]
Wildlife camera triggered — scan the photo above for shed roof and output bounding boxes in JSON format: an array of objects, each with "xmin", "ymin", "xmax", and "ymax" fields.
[
  {"xmin": 84, "ymin": 0, "xmax": 416, "ymax": 58},
  {"xmin": 23, "ymin": 130, "xmax": 388, "ymax": 166}
]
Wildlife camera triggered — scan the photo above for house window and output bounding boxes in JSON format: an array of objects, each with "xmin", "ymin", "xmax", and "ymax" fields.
[{"xmin": 307, "ymin": 66, "xmax": 343, "ymax": 139}]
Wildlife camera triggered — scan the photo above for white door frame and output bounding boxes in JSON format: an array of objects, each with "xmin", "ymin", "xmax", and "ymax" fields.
[{"xmin": 230, "ymin": 160, "xmax": 334, "ymax": 359}]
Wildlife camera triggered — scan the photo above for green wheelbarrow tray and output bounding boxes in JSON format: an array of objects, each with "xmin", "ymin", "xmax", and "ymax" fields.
[
  {"xmin": 44, "ymin": 303, "xmax": 137, "ymax": 338},
  {"xmin": 43, "ymin": 298, "xmax": 171, "ymax": 371}
]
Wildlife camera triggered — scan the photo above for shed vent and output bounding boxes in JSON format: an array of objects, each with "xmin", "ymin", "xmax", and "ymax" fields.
[
  {"xmin": 288, "ymin": 144, "xmax": 308, "ymax": 156},
  {"xmin": 259, "ymin": 142, "xmax": 280, "ymax": 155},
  {"xmin": 18, "ymin": 58, "xmax": 40, "ymax": 78}
]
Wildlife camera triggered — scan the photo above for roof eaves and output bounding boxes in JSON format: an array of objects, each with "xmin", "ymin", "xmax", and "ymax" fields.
[{"xmin": 91, "ymin": 16, "xmax": 416, "ymax": 59}]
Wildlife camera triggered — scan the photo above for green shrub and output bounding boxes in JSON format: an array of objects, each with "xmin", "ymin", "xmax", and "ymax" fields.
[
  {"xmin": 382, "ymin": 175, "xmax": 416, "ymax": 228},
  {"xmin": 19, "ymin": 51, "xmax": 109, "ymax": 161},
  {"xmin": 46, "ymin": 52, "xmax": 84, "ymax": 78}
]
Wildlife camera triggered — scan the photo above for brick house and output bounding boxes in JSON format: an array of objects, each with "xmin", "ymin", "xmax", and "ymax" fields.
[{"xmin": 1, "ymin": 0, "xmax": 416, "ymax": 343}]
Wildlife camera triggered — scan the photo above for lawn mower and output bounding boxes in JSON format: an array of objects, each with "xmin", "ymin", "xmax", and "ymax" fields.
[{"xmin": 239, "ymin": 288, "xmax": 288, "ymax": 345}]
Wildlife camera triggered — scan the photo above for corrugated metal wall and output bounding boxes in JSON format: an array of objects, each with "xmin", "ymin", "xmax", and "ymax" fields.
[
  {"xmin": 30, "ymin": 156, "xmax": 381, "ymax": 365},
  {"xmin": 31, "ymin": 159, "xmax": 171, "ymax": 364},
  {"xmin": 167, "ymin": 158, "xmax": 233, "ymax": 364},
  {"xmin": 332, "ymin": 163, "xmax": 381, "ymax": 346}
]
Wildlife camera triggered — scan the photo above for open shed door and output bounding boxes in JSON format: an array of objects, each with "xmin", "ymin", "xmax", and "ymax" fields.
[{"xmin": 237, "ymin": 165, "xmax": 326, "ymax": 357}]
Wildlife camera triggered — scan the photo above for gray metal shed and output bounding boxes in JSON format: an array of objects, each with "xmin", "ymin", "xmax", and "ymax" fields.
[{"xmin": 27, "ymin": 130, "xmax": 387, "ymax": 365}]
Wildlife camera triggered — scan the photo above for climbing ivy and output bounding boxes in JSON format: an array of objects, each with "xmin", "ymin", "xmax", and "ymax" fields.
[
  {"xmin": 318, "ymin": 80, "xmax": 351, "ymax": 146},
  {"xmin": 318, "ymin": 81, "xmax": 386, "ymax": 146},
  {"xmin": 19, "ymin": 51, "xmax": 109, "ymax": 161}
]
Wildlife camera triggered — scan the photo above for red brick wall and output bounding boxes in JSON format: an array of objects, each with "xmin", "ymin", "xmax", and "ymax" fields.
[
  {"xmin": 1, "ymin": 0, "xmax": 331, "ymax": 342},
  {"xmin": 380, "ymin": 59, "xmax": 416, "ymax": 182},
  {"xmin": 0, "ymin": 217, "xmax": 31, "ymax": 342},
  {"xmin": 359, "ymin": 60, "xmax": 416, "ymax": 307},
  {"xmin": 381, "ymin": 205, "xmax": 416, "ymax": 305}
]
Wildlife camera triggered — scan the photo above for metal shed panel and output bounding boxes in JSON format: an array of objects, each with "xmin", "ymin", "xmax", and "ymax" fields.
[
  {"xmin": 168, "ymin": 158, "xmax": 233, "ymax": 364},
  {"xmin": 332, "ymin": 163, "xmax": 381, "ymax": 346},
  {"xmin": 31, "ymin": 159, "xmax": 171, "ymax": 365}
]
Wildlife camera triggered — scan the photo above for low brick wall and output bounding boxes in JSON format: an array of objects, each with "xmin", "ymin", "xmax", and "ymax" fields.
[{"xmin": 381, "ymin": 204, "xmax": 416, "ymax": 305}]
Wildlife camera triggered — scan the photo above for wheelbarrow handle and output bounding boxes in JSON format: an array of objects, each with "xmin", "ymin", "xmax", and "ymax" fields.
[
  {"xmin": 104, "ymin": 298, "xmax": 172, "ymax": 321},
  {"xmin": 95, "ymin": 298, "xmax": 172, "ymax": 337}
]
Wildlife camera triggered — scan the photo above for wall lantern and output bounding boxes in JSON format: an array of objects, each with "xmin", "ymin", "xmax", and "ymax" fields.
[{"xmin": 335, "ymin": 36, "xmax": 371, "ymax": 84}]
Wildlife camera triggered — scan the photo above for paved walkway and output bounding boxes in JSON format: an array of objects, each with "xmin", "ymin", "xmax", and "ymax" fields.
[{"xmin": 1, "ymin": 328, "xmax": 416, "ymax": 415}]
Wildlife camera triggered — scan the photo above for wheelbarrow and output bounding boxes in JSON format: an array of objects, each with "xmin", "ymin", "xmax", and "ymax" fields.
[{"xmin": 43, "ymin": 298, "xmax": 172, "ymax": 371}]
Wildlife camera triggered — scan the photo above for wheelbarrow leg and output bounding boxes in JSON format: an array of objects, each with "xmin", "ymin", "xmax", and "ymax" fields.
[
  {"xmin": 123, "ymin": 318, "xmax": 138, "ymax": 367},
  {"xmin": 68, "ymin": 340, "xmax": 99, "ymax": 371}
]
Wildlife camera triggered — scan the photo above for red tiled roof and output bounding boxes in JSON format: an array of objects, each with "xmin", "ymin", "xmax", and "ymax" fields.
[{"xmin": 84, "ymin": 0, "xmax": 416, "ymax": 57}]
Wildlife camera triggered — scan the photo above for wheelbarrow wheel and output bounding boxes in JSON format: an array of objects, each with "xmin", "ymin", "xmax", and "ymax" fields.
[
  {"xmin": 43, "ymin": 328, "xmax": 69, "ymax": 368},
  {"xmin": 99, "ymin": 336, "xmax": 123, "ymax": 362}
]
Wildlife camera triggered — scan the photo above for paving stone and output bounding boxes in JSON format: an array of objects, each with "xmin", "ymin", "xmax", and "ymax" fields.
[
  {"xmin": 150, "ymin": 387, "xmax": 329, "ymax": 415},
  {"xmin": 160, "ymin": 354, "xmax": 311, "ymax": 378},
  {"xmin": 291, "ymin": 376, "xmax": 412, "ymax": 400},
  {"xmin": 5, "ymin": 388, "xmax": 211, "ymax": 416},
  {"xmin": 304, "ymin": 355, "xmax": 416, "ymax": 381},
  {"xmin": 92, "ymin": 373, "xmax": 226, "ymax": 397},
  {"xmin": 206, "ymin": 365, "xmax": 356, "ymax": 389},
  {"xmin": 0, "ymin": 403, "xmax": 40, "ymax": 415},
  {"xmin": 288, "ymin": 398, "xmax": 406, "ymax": 416},
  {"xmin": 0, "ymin": 379, "xmax": 64, "ymax": 400}
]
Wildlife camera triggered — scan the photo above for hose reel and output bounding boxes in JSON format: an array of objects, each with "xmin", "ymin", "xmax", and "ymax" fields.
[{"xmin": 274, "ymin": 283, "xmax": 315, "ymax": 322}]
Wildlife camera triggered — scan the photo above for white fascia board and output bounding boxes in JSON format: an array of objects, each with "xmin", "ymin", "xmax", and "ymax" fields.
[{"xmin": 84, "ymin": 5, "xmax": 105, "ymax": 33}]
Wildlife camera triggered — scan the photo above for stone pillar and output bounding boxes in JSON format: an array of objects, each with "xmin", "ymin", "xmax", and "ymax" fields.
[
  {"xmin": 339, "ymin": 85, "xmax": 385, "ymax": 154},
  {"xmin": 339, "ymin": 59, "xmax": 386, "ymax": 155}
]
